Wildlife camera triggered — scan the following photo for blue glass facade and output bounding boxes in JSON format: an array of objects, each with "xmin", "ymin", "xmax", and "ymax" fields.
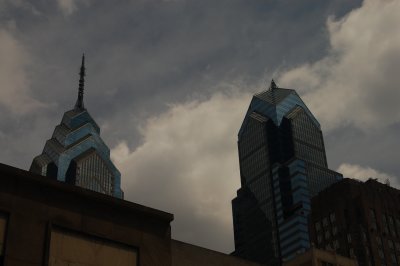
[
  {"xmin": 272, "ymin": 159, "xmax": 311, "ymax": 260},
  {"xmin": 30, "ymin": 57, "xmax": 123, "ymax": 198},
  {"xmin": 232, "ymin": 81, "xmax": 342, "ymax": 264}
]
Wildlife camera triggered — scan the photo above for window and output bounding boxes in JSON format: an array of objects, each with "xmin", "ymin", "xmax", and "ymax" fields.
[
  {"xmin": 388, "ymin": 216, "xmax": 396, "ymax": 237},
  {"xmin": 370, "ymin": 209, "xmax": 378, "ymax": 230},
  {"xmin": 333, "ymin": 240, "xmax": 340, "ymax": 249},
  {"xmin": 395, "ymin": 218, "xmax": 400, "ymax": 236},
  {"xmin": 330, "ymin": 213, "xmax": 336, "ymax": 223},
  {"xmin": 315, "ymin": 221, "xmax": 321, "ymax": 232},
  {"xmin": 75, "ymin": 151, "xmax": 115, "ymax": 196},
  {"xmin": 378, "ymin": 248, "xmax": 385, "ymax": 259},
  {"xmin": 349, "ymin": 248, "xmax": 355, "ymax": 257},
  {"xmin": 388, "ymin": 240, "xmax": 394, "ymax": 250},
  {"xmin": 361, "ymin": 227, "xmax": 367, "ymax": 242},
  {"xmin": 325, "ymin": 230, "xmax": 331, "ymax": 239},
  {"xmin": 376, "ymin": 236, "xmax": 383, "ymax": 246},
  {"xmin": 390, "ymin": 253, "xmax": 397, "ymax": 265},
  {"xmin": 323, "ymin": 217, "xmax": 329, "ymax": 227},
  {"xmin": 395, "ymin": 242, "xmax": 400, "ymax": 252},
  {"xmin": 365, "ymin": 246, "xmax": 370, "ymax": 257},
  {"xmin": 379, "ymin": 250, "xmax": 387, "ymax": 266},
  {"xmin": 49, "ymin": 228, "xmax": 137, "ymax": 266},
  {"xmin": 0, "ymin": 214, "xmax": 7, "ymax": 266},
  {"xmin": 347, "ymin": 233, "xmax": 352, "ymax": 243},
  {"xmin": 383, "ymin": 214, "xmax": 389, "ymax": 235},
  {"xmin": 332, "ymin": 226, "xmax": 338, "ymax": 236}
]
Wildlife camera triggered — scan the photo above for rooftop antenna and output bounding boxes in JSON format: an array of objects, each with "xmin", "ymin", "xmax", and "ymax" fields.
[
  {"xmin": 75, "ymin": 54, "xmax": 86, "ymax": 110},
  {"xmin": 269, "ymin": 79, "xmax": 278, "ymax": 90}
]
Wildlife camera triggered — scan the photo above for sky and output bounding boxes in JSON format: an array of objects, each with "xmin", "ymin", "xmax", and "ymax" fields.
[{"xmin": 1, "ymin": 0, "xmax": 399, "ymax": 254}]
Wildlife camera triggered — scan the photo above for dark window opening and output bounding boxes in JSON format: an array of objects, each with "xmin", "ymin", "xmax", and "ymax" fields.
[
  {"xmin": 65, "ymin": 160, "xmax": 77, "ymax": 185},
  {"xmin": 46, "ymin": 162, "xmax": 58, "ymax": 180}
]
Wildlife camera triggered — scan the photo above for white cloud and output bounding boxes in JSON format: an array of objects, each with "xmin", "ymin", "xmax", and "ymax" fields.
[
  {"xmin": 111, "ymin": 91, "xmax": 250, "ymax": 252},
  {"xmin": 279, "ymin": 0, "xmax": 400, "ymax": 131},
  {"xmin": 338, "ymin": 163, "xmax": 399, "ymax": 188},
  {"xmin": 57, "ymin": 0, "xmax": 76, "ymax": 15},
  {"xmin": 56, "ymin": 0, "xmax": 90, "ymax": 15},
  {"xmin": 0, "ymin": 29, "xmax": 45, "ymax": 114}
]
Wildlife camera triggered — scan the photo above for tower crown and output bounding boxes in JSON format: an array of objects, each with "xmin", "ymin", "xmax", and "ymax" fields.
[
  {"xmin": 30, "ymin": 56, "xmax": 123, "ymax": 198},
  {"xmin": 269, "ymin": 79, "xmax": 278, "ymax": 90},
  {"xmin": 238, "ymin": 79, "xmax": 319, "ymax": 138}
]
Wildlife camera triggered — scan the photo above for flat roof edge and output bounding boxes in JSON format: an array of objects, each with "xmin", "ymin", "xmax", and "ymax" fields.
[{"xmin": 0, "ymin": 162, "xmax": 174, "ymax": 223}]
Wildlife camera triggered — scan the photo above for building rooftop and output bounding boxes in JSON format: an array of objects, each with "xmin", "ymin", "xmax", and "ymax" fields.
[{"xmin": 1, "ymin": 162, "xmax": 173, "ymax": 227}]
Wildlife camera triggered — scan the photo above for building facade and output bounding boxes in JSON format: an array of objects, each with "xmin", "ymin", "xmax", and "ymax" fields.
[
  {"xmin": 232, "ymin": 80, "xmax": 342, "ymax": 264},
  {"xmin": 310, "ymin": 178, "xmax": 400, "ymax": 266},
  {"xmin": 30, "ymin": 55, "xmax": 123, "ymax": 198},
  {"xmin": 0, "ymin": 162, "xmax": 262, "ymax": 266},
  {"xmin": 283, "ymin": 246, "xmax": 358, "ymax": 266}
]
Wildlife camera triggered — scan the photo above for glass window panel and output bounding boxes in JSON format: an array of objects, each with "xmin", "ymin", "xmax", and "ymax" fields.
[
  {"xmin": 76, "ymin": 151, "xmax": 114, "ymax": 196},
  {"xmin": 378, "ymin": 248, "xmax": 385, "ymax": 259},
  {"xmin": 323, "ymin": 217, "xmax": 329, "ymax": 227},
  {"xmin": 395, "ymin": 242, "xmax": 400, "ymax": 252},
  {"xmin": 383, "ymin": 214, "xmax": 389, "ymax": 234},
  {"xmin": 0, "ymin": 214, "xmax": 7, "ymax": 257},
  {"xmin": 332, "ymin": 226, "xmax": 338, "ymax": 236},
  {"xmin": 330, "ymin": 213, "xmax": 336, "ymax": 223},
  {"xmin": 370, "ymin": 209, "xmax": 377, "ymax": 230},
  {"xmin": 347, "ymin": 234, "xmax": 352, "ymax": 243},
  {"xmin": 333, "ymin": 240, "xmax": 340, "ymax": 249},
  {"xmin": 325, "ymin": 230, "xmax": 330, "ymax": 239},
  {"xmin": 388, "ymin": 240, "xmax": 394, "ymax": 250},
  {"xmin": 349, "ymin": 248, "xmax": 355, "ymax": 257},
  {"xmin": 315, "ymin": 221, "xmax": 321, "ymax": 232},
  {"xmin": 376, "ymin": 236, "xmax": 383, "ymax": 246}
]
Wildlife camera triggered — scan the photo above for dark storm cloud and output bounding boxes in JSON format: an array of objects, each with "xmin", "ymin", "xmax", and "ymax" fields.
[{"xmin": 1, "ymin": 0, "xmax": 361, "ymax": 149}]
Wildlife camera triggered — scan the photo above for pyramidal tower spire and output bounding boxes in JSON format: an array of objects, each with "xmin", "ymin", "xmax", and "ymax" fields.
[
  {"xmin": 30, "ymin": 53, "xmax": 123, "ymax": 198},
  {"xmin": 75, "ymin": 54, "xmax": 86, "ymax": 110}
]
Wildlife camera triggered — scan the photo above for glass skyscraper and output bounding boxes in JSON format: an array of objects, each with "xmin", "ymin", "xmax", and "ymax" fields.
[
  {"xmin": 231, "ymin": 80, "xmax": 342, "ymax": 264},
  {"xmin": 30, "ymin": 55, "xmax": 123, "ymax": 198}
]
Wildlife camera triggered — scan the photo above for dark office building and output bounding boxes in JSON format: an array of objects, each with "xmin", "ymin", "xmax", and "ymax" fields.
[
  {"xmin": 30, "ymin": 55, "xmax": 123, "ymax": 198},
  {"xmin": 232, "ymin": 80, "xmax": 342, "ymax": 264},
  {"xmin": 310, "ymin": 178, "xmax": 400, "ymax": 266}
]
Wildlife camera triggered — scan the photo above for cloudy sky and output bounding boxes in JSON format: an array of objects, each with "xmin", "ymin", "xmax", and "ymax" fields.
[{"xmin": 1, "ymin": 0, "xmax": 399, "ymax": 253}]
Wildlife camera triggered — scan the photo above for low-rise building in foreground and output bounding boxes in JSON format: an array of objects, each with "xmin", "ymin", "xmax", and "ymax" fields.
[
  {"xmin": 0, "ymin": 162, "xmax": 261, "ymax": 266},
  {"xmin": 283, "ymin": 246, "xmax": 358, "ymax": 266}
]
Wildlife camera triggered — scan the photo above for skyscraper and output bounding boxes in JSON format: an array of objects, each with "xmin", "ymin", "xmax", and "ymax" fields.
[
  {"xmin": 232, "ymin": 80, "xmax": 342, "ymax": 264},
  {"xmin": 30, "ymin": 55, "xmax": 123, "ymax": 198}
]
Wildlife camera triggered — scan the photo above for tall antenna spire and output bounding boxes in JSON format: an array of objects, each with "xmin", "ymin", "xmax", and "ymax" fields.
[{"xmin": 75, "ymin": 54, "xmax": 86, "ymax": 110}]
